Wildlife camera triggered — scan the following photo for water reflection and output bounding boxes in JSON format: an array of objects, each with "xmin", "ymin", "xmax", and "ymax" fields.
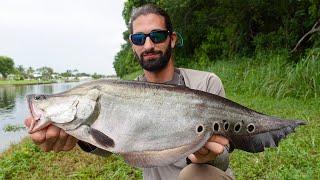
[
  {"xmin": 0, "ymin": 82, "xmax": 84, "ymax": 152},
  {"xmin": 0, "ymin": 86, "xmax": 16, "ymax": 110}
]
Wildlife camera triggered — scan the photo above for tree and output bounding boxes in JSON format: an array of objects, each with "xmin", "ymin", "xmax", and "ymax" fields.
[
  {"xmin": 114, "ymin": 0, "xmax": 320, "ymax": 77},
  {"xmin": 26, "ymin": 67, "xmax": 35, "ymax": 79},
  {"xmin": 15, "ymin": 65, "xmax": 27, "ymax": 80},
  {"xmin": 72, "ymin": 69, "xmax": 79, "ymax": 78},
  {"xmin": 0, "ymin": 56, "xmax": 15, "ymax": 78},
  {"xmin": 37, "ymin": 67, "xmax": 54, "ymax": 80},
  {"xmin": 60, "ymin": 70, "xmax": 73, "ymax": 77},
  {"xmin": 92, "ymin": 72, "xmax": 104, "ymax": 79}
]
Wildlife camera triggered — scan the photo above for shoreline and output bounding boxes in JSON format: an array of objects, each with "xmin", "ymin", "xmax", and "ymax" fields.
[{"xmin": 0, "ymin": 80, "xmax": 80, "ymax": 86}]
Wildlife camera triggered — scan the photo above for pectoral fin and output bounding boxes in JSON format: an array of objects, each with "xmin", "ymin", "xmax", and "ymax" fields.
[{"xmin": 90, "ymin": 128, "xmax": 115, "ymax": 148}]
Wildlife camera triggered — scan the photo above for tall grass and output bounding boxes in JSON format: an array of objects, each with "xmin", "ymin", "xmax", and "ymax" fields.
[{"xmin": 201, "ymin": 50, "xmax": 320, "ymax": 99}]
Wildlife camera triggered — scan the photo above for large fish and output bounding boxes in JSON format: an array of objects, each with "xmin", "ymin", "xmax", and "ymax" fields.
[{"xmin": 27, "ymin": 79, "xmax": 305, "ymax": 167}]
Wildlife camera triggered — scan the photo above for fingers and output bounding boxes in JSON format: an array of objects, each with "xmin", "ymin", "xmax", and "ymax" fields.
[
  {"xmin": 188, "ymin": 143, "xmax": 224, "ymax": 163},
  {"xmin": 197, "ymin": 147, "xmax": 209, "ymax": 155},
  {"xmin": 52, "ymin": 129, "xmax": 69, "ymax": 152},
  {"xmin": 27, "ymin": 120, "xmax": 76, "ymax": 152},
  {"xmin": 208, "ymin": 135, "xmax": 229, "ymax": 146},
  {"xmin": 38, "ymin": 125, "xmax": 60, "ymax": 152},
  {"xmin": 24, "ymin": 116, "xmax": 33, "ymax": 127},
  {"xmin": 189, "ymin": 135, "xmax": 229, "ymax": 163},
  {"xmin": 205, "ymin": 142, "xmax": 224, "ymax": 155},
  {"xmin": 29, "ymin": 128, "xmax": 47, "ymax": 145},
  {"xmin": 188, "ymin": 151, "xmax": 216, "ymax": 163},
  {"xmin": 62, "ymin": 135, "xmax": 78, "ymax": 151}
]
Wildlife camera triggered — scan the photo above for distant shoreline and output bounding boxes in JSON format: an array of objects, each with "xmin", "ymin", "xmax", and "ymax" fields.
[{"xmin": 0, "ymin": 80, "xmax": 79, "ymax": 86}]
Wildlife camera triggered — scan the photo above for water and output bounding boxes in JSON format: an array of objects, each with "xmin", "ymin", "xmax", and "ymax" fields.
[{"xmin": 0, "ymin": 81, "xmax": 85, "ymax": 152}]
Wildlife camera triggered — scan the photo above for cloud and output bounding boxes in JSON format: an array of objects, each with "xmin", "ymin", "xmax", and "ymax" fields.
[{"xmin": 0, "ymin": 0, "xmax": 127, "ymax": 75}]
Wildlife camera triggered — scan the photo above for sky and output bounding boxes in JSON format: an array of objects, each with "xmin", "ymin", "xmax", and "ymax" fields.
[{"xmin": 0, "ymin": 0, "xmax": 127, "ymax": 75}]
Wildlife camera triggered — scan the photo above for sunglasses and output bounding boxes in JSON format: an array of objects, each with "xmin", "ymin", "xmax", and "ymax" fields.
[{"xmin": 130, "ymin": 30, "xmax": 170, "ymax": 46}]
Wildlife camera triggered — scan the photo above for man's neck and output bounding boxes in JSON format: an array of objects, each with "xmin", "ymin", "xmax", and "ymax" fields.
[{"xmin": 143, "ymin": 59, "xmax": 175, "ymax": 83}]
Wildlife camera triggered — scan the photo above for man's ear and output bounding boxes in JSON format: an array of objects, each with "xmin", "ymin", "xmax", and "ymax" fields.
[
  {"xmin": 170, "ymin": 32, "xmax": 177, "ymax": 48},
  {"xmin": 129, "ymin": 36, "xmax": 133, "ymax": 45}
]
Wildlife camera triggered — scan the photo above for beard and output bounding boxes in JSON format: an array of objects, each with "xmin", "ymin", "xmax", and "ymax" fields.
[{"xmin": 134, "ymin": 45, "xmax": 172, "ymax": 72}]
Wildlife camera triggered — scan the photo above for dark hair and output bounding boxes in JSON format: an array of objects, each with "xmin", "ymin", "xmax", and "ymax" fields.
[{"xmin": 129, "ymin": 4, "xmax": 173, "ymax": 34}]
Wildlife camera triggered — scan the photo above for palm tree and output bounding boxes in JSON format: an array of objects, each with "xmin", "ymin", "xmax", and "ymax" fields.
[{"xmin": 26, "ymin": 67, "xmax": 35, "ymax": 79}]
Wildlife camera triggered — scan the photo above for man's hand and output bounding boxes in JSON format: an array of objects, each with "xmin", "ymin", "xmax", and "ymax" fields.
[
  {"xmin": 188, "ymin": 135, "xmax": 229, "ymax": 163},
  {"xmin": 24, "ymin": 116, "xmax": 78, "ymax": 152}
]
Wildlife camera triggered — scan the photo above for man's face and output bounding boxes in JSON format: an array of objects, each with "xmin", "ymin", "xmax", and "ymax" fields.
[{"xmin": 130, "ymin": 14, "xmax": 176, "ymax": 72}]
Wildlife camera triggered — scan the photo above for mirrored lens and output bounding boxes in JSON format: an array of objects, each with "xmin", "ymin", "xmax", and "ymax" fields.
[
  {"xmin": 150, "ymin": 31, "xmax": 169, "ymax": 43},
  {"xmin": 131, "ymin": 33, "xmax": 146, "ymax": 45}
]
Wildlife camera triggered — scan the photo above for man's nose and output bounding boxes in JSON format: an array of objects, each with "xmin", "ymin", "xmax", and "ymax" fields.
[{"xmin": 143, "ymin": 37, "xmax": 155, "ymax": 50}]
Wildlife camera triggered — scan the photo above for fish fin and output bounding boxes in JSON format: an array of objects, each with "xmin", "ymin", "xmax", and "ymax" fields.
[
  {"xmin": 121, "ymin": 135, "xmax": 209, "ymax": 168},
  {"xmin": 90, "ymin": 128, "xmax": 115, "ymax": 148},
  {"xmin": 121, "ymin": 145, "xmax": 196, "ymax": 168},
  {"xmin": 230, "ymin": 121, "xmax": 305, "ymax": 153}
]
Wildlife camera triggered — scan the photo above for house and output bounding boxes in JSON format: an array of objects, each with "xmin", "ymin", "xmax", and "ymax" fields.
[
  {"xmin": 33, "ymin": 72, "xmax": 41, "ymax": 79},
  {"xmin": 78, "ymin": 76, "xmax": 93, "ymax": 81},
  {"xmin": 7, "ymin": 74, "xmax": 15, "ymax": 80}
]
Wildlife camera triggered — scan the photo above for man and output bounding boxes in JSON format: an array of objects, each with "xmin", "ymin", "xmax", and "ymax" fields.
[{"xmin": 25, "ymin": 4, "xmax": 234, "ymax": 180}]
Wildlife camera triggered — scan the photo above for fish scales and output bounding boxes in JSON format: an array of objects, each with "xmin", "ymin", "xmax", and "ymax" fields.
[{"xmin": 26, "ymin": 79, "xmax": 306, "ymax": 167}]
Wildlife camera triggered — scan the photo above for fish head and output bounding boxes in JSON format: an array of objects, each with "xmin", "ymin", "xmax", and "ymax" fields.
[{"xmin": 27, "ymin": 86, "xmax": 101, "ymax": 133}]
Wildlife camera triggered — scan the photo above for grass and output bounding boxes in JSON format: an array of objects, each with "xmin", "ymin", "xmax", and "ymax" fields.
[
  {"xmin": 0, "ymin": 80, "xmax": 56, "ymax": 85},
  {"xmin": 0, "ymin": 52, "xmax": 319, "ymax": 179},
  {"xmin": 0, "ymin": 139, "xmax": 142, "ymax": 179},
  {"xmin": 3, "ymin": 124, "xmax": 25, "ymax": 132}
]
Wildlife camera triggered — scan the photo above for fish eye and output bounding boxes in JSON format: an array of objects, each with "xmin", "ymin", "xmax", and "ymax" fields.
[
  {"xmin": 34, "ymin": 95, "xmax": 46, "ymax": 100},
  {"xmin": 247, "ymin": 123, "xmax": 255, "ymax": 133},
  {"xmin": 196, "ymin": 125, "xmax": 204, "ymax": 133}
]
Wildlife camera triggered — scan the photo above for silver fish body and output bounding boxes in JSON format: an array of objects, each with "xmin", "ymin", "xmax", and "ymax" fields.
[{"xmin": 27, "ymin": 79, "xmax": 305, "ymax": 167}]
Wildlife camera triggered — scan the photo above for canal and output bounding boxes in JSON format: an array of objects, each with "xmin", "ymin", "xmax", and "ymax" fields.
[{"xmin": 0, "ymin": 82, "xmax": 84, "ymax": 152}]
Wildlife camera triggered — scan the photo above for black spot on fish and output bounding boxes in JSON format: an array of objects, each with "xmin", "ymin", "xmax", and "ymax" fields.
[
  {"xmin": 197, "ymin": 125, "xmax": 203, "ymax": 133},
  {"xmin": 224, "ymin": 122, "xmax": 229, "ymax": 131},
  {"xmin": 213, "ymin": 122, "xmax": 219, "ymax": 131},
  {"xmin": 90, "ymin": 128, "xmax": 114, "ymax": 148},
  {"xmin": 247, "ymin": 123, "xmax": 255, "ymax": 133},
  {"xmin": 234, "ymin": 123, "xmax": 241, "ymax": 132}
]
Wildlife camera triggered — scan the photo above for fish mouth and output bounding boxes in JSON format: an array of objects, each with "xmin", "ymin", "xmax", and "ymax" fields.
[
  {"xmin": 26, "ymin": 94, "xmax": 43, "ymax": 132},
  {"xmin": 120, "ymin": 132, "xmax": 211, "ymax": 168}
]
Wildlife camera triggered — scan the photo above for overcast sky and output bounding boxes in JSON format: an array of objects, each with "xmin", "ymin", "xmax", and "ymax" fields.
[{"xmin": 0, "ymin": 0, "xmax": 127, "ymax": 75}]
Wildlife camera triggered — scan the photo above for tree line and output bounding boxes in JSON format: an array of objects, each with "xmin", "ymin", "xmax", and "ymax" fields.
[
  {"xmin": 0, "ymin": 56, "xmax": 103, "ymax": 80},
  {"xmin": 113, "ymin": 0, "xmax": 320, "ymax": 77}
]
